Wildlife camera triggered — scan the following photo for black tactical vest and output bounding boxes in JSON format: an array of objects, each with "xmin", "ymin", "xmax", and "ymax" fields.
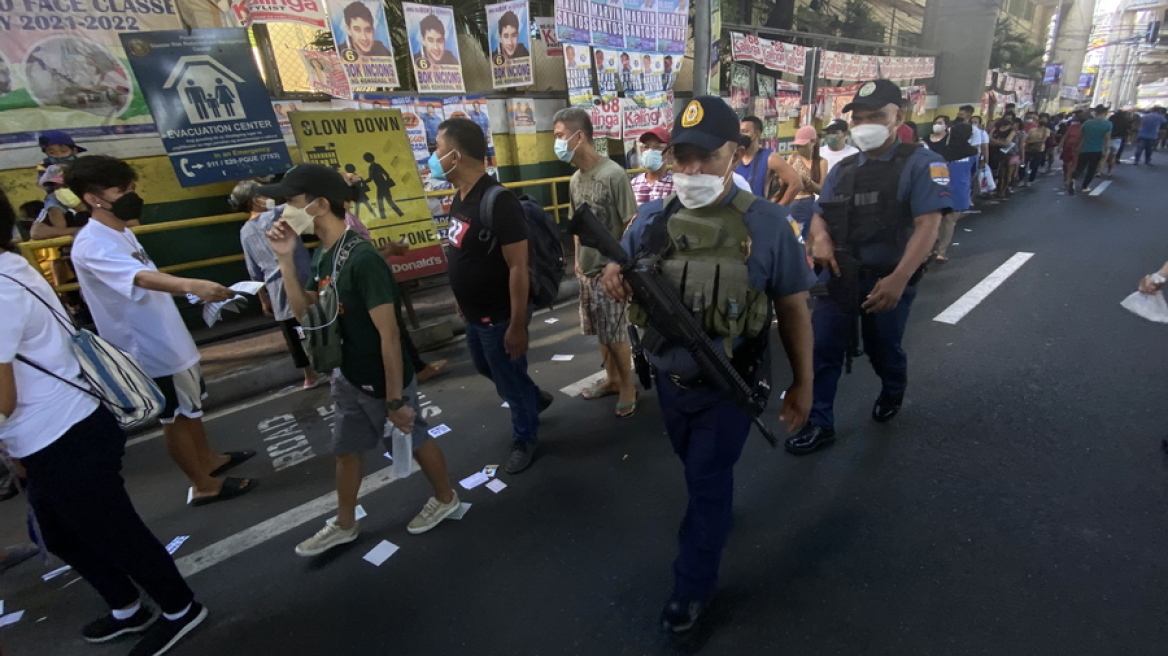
[{"xmin": 828, "ymin": 143, "xmax": 918, "ymax": 270}]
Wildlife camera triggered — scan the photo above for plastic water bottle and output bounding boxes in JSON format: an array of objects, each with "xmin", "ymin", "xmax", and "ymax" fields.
[{"xmin": 385, "ymin": 422, "xmax": 413, "ymax": 479}]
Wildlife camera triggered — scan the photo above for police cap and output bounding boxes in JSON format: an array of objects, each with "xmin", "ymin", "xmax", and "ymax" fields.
[
  {"xmin": 671, "ymin": 96, "xmax": 740, "ymax": 152},
  {"xmin": 842, "ymin": 79, "xmax": 904, "ymax": 114}
]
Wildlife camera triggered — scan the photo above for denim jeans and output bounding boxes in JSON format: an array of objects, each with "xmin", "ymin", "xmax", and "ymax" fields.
[
  {"xmin": 1135, "ymin": 137, "xmax": 1157, "ymax": 164},
  {"xmin": 810, "ymin": 279, "xmax": 917, "ymax": 428},
  {"xmin": 465, "ymin": 315, "xmax": 541, "ymax": 444}
]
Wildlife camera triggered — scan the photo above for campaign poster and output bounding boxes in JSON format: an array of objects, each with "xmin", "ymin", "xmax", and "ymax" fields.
[
  {"xmin": 555, "ymin": 0, "xmax": 591, "ymax": 45},
  {"xmin": 508, "ymin": 98, "xmax": 536, "ymax": 134},
  {"xmin": 0, "ymin": 2, "xmax": 187, "ymax": 147},
  {"xmin": 443, "ymin": 96, "xmax": 495, "ymax": 156},
  {"xmin": 591, "ymin": 0, "xmax": 624, "ymax": 49},
  {"xmin": 291, "ymin": 109, "xmax": 447, "ymax": 280},
  {"xmin": 564, "ymin": 46, "xmax": 593, "ymax": 93},
  {"xmin": 300, "ymin": 50, "xmax": 352, "ymax": 98},
  {"xmin": 657, "ymin": 0, "xmax": 688, "ymax": 55},
  {"xmin": 121, "ymin": 29, "xmax": 289, "ymax": 188},
  {"xmin": 590, "ymin": 94, "xmax": 621, "ymax": 140},
  {"xmin": 327, "ymin": 0, "xmax": 399, "ymax": 89},
  {"xmin": 414, "ymin": 97, "xmax": 445, "ymax": 151},
  {"xmin": 594, "ymin": 47, "xmax": 619, "ymax": 95},
  {"xmin": 403, "ymin": 3, "xmax": 465, "ymax": 94},
  {"xmin": 487, "ymin": 1, "xmax": 533, "ymax": 89},
  {"xmin": 535, "ymin": 17, "xmax": 564, "ymax": 57},
  {"xmin": 619, "ymin": 52, "xmax": 644, "ymax": 94},
  {"xmin": 230, "ymin": 0, "xmax": 327, "ymax": 29},
  {"xmin": 729, "ymin": 63, "xmax": 750, "ymax": 112},
  {"xmin": 624, "ymin": 0, "xmax": 657, "ymax": 51},
  {"xmin": 622, "ymin": 96, "xmax": 669, "ymax": 141}
]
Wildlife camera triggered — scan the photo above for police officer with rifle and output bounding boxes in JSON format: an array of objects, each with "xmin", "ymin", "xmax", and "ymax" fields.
[
  {"xmin": 784, "ymin": 80, "xmax": 952, "ymax": 456},
  {"xmin": 599, "ymin": 96, "xmax": 815, "ymax": 633}
]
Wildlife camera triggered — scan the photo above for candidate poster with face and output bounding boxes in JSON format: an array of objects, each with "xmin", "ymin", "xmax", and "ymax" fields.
[
  {"xmin": 657, "ymin": 0, "xmax": 688, "ymax": 54},
  {"xmin": 487, "ymin": 1, "xmax": 533, "ymax": 89},
  {"xmin": 555, "ymin": 0, "xmax": 591, "ymax": 45},
  {"xmin": 623, "ymin": 0, "xmax": 657, "ymax": 52},
  {"xmin": 403, "ymin": 3, "xmax": 465, "ymax": 94},
  {"xmin": 299, "ymin": 50, "xmax": 352, "ymax": 98},
  {"xmin": 327, "ymin": 0, "xmax": 398, "ymax": 89},
  {"xmin": 508, "ymin": 98, "xmax": 537, "ymax": 134},
  {"xmin": 291, "ymin": 109, "xmax": 447, "ymax": 280},
  {"xmin": 591, "ymin": 0, "xmax": 624, "ymax": 49},
  {"xmin": 564, "ymin": 45, "xmax": 593, "ymax": 93}
]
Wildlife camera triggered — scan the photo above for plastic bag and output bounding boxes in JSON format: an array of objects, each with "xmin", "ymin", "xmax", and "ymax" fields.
[
  {"xmin": 979, "ymin": 165, "xmax": 997, "ymax": 193},
  {"xmin": 1121, "ymin": 291, "xmax": 1168, "ymax": 323}
]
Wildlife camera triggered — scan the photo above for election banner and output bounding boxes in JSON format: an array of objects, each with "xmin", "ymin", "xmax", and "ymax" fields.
[
  {"xmin": 291, "ymin": 109, "xmax": 447, "ymax": 280},
  {"xmin": 443, "ymin": 96, "xmax": 495, "ymax": 163},
  {"xmin": 327, "ymin": 0, "xmax": 399, "ymax": 89},
  {"xmin": 535, "ymin": 17, "xmax": 564, "ymax": 57},
  {"xmin": 623, "ymin": 0, "xmax": 656, "ymax": 52},
  {"xmin": 403, "ymin": 3, "xmax": 465, "ymax": 94},
  {"xmin": 487, "ymin": 1, "xmax": 533, "ymax": 89},
  {"xmin": 121, "ymin": 28, "xmax": 291, "ymax": 187},
  {"xmin": 657, "ymin": 0, "xmax": 688, "ymax": 55},
  {"xmin": 757, "ymin": 74, "xmax": 775, "ymax": 99},
  {"xmin": 565, "ymin": 46, "xmax": 593, "ymax": 93},
  {"xmin": 508, "ymin": 98, "xmax": 536, "ymax": 134},
  {"xmin": 0, "ymin": 1, "xmax": 187, "ymax": 147},
  {"xmin": 590, "ymin": 94, "xmax": 621, "ymax": 140},
  {"xmin": 230, "ymin": 0, "xmax": 327, "ymax": 29},
  {"xmin": 570, "ymin": 89, "xmax": 593, "ymax": 107},
  {"xmin": 300, "ymin": 50, "xmax": 351, "ymax": 98},
  {"xmin": 415, "ymin": 97, "xmax": 445, "ymax": 151},
  {"xmin": 621, "ymin": 96, "xmax": 670, "ymax": 141},
  {"xmin": 729, "ymin": 63, "xmax": 750, "ymax": 112},
  {"xmin": 591, "ymin": 0, "xmax": 624, "ymax": 49},
  {"xmin": 555, "ymin": 0, "xmax": 591, "ymax": 45}
]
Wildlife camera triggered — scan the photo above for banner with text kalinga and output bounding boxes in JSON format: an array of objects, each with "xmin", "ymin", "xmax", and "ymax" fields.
[
  {"xmin": 228, "ymin": 0, "xmax": 327, "ymax": 29},
  {"xmin": 290, "ymin": 109, "xmax": 448, "ymax": 281},
  {"xmin": 0, "ymin": 1, "xmax": 186, "ymax": 147},
  {"xmin": 327, "ymin": 0, "xmax": 399, "ymax": 89},
  {"xmin": 403, "ymin": 3, "xmax": 465, "ymax": 94},
  {"xmin": 487, "ymin": 0, "xmax": 533, "ymax": 89},
  {"xmin": 121, "ymin": 29, "xmax": 292, "ymax": 187}
]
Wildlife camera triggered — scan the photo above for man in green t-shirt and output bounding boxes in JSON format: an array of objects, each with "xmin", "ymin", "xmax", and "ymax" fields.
[
  {"xmin": 263, "ymin": 164, "xmax": 459, "ymax": 557},
  {"xmin": 553, "ymin": 107, "xmax": 640, "ymax": 418},
  {"xmin": 1070, "ymin": 105, "xmax": 1112, "ymax": 195}
]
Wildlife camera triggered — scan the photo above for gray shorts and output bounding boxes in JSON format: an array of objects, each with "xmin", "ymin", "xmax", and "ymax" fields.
[{"xmin": 330, "ymin": 374, "xmax": 431, "ymax": 456}]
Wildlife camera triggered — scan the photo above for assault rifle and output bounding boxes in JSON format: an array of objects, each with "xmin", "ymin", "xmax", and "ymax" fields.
[
  {"xmin": 569, "ymin": 204, "xmax": 778, "ymax": 448},
  {"xmin": 817, "ymin": 200, "xmax": 864, "ymax": 374}
]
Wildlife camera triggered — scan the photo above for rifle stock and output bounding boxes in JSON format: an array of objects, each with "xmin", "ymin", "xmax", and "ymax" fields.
[{"xmin": 568, "ymin": 204, "xmax": 778, "ymax": 448}]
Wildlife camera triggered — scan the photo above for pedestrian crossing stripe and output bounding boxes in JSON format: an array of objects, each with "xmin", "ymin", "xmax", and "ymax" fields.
[{"xmin": 930, "ymin": 163, "xmax": 950, "ymax": 186}]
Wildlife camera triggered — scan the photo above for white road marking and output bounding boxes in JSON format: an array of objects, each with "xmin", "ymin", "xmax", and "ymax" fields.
[
  {"xmin": 175, "ymin": 463, "xmax": 417, "ymax": 578},
  {"xmin": 559, "ymin": 371, "xmax": 607, "ymax": 397},
  {"xmin": 933, "ymin": 252, "xmax": 1034, "ymax": 325},
  {"xmin": 1089, "ymin": 181, "xmax": 1111, "ymax": 196},
  {"xmin": 127, "ymin": 386, "xmax": 299, "ymax": 448}
]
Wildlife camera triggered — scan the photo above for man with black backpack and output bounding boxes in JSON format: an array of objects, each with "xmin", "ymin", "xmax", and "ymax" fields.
[{"xmin": 436, "ymin": 118, "xmax": 553, "ymax": 474}]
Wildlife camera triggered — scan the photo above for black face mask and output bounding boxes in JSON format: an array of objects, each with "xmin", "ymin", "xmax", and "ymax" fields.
[{"xmin": 102, "ymin": 192, "xmax": 144, "ymax": 221}]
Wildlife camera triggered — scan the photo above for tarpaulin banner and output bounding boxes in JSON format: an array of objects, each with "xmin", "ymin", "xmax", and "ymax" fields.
[
  {"xmin": 623, "ymin": 0, "xmax": 656, "ymax": 52},
  {"xmin": 564, "ymin": 45, "xmax": 593, "ymax": 92},
  {"xmin": 487, "ymin": 0, "xmax": 533, "ymax": 88},
  {"xmin": 291, "ymin": 109, "xmax": 448, "ymax": 280},
  {"xmin": 122, "ymin": 28, "xmax": 291, "ymax": 187},
  {"xmin": 731, "ymin": 34, "xmax": 934, "ymax": 81},
  {"xmin": 621, "ymin": 96, "xmax": 671, "ymax": 141},
  {"xmin": 657, "ymin": 0, "xmax": 688, "ymax": 54},
  {"xmin": 300, "ymin": 50, "xmax": 351, "ymax": 98},
  {"xmin": 535, "ymin": 17, "xmax": 563, "ymax": 56},
  {"xmin": 555, "ymin": 0, "xmax": 592, "ymax": 45},
  {"xmin": 729, "ymin": 63, "xmax": 750, "ymax": 112},
  {"xmin": 0, "ymin": 0, "xmax": 186, "ymax": 147},
  {"xmin": 230, "ymin": 0, "xmax": 327, "ymax": 29},
  {"xmin": 591, "ymin": 0, "xmax": 624, "ymax": 50},
  {"xmin": 590, "ymin": 94, "xmax": 621, "ymax": 139},
  {"xmin": 403, "ymin": 3, "xmax": 465, "ymax": 94},
  {"xmin": 327, "ymin": 0, "xmax": 399, "ymax": 89},
  {"xmin": 508, "ymin": 98, "xmax": 536, "ymax": 134}
]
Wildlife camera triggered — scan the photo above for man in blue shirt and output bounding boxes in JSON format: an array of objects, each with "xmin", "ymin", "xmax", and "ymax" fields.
[
  {"xmin": 785, "ymin": 80, "xmax": 951, "ymax": 455},
  {"xmin": 1133, "ymin": 106, "xmax": 1167, "ymax": 165}
]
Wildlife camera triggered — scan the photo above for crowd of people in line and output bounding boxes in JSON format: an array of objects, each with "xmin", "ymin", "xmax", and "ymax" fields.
[{"xmin": 3, "ymin": 83, "xmax": 1168, "ymax": 654}]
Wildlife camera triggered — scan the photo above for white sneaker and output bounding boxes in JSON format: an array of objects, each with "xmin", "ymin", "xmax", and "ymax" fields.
[
  {"xmin": 407, "ymin": 493, "xmax": 460, "ymax": 535},
  {"xmin": 295, "ymin": 518, "xmax": 359, "ymax": 556}
]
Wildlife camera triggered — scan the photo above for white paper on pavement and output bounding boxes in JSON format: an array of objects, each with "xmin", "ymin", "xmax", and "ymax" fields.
[
  {"xmin": 427, "ymin": 424, "xmax": 451, "ymax": 438},
  {"xmin": 1121, "ymin": 291, "xmax": 1168, "ymax": 323},
  {"xmin": 545, "ymin": 317, "xmax": 559, "ymax": 324},
  {"xmin": 164, "ymin": 536, "xmax": 190, "ymax": 555},
  {"xmin": 448, "ymin": 502, "xmax": 472, "ymax": 520},
  {"xmin": 0, "ymin": 610, "xmax": 24, "ymax": 628},
  {"xmin": 42, "ymin": 565, "xmax": 72, "ymax": 581},
  {"xmin": 459, "ymin": 472, "xmax": 491, "ymax": 490},
  {"xmin": 362, "ymin": 541, "xmax": 399, "ymax": 566},
  {"xmin": 486, "ymin": 479, "xmax": 507, "ymax": 493},
  {"xmin": 551, "ymin": 354, "xmax": 575, "ymax": 362}
]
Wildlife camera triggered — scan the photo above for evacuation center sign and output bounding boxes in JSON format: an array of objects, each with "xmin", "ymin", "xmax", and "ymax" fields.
[{"xmin": 121, "ymin": 28, "xmax": 291, "ymax": 187}]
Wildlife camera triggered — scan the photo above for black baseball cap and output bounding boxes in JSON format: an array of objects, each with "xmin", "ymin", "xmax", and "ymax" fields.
[
  {"xmin": 824, "ymin": 119, "xmax": 849, "ymax": 133},
  {"xmin": 842, "ymin": 80, "xmax": 904, "ymax": 114},
  {"xmin": 257, "ymin": 164, "xmax": 349, "ymax": 207},
  {"xmin": 671, "ymin": 96, "xmax": 740, "ymax": 152}
]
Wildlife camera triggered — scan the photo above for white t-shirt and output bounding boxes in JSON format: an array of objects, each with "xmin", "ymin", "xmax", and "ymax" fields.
[
  {"xmin": 820, "ymin": 144, "xmax": 860, "ymax": 175},
  {"xmin": 71, "ymin": 220, "xmax": 200, "ymax": 378},
  {"xmin": 0, "ymin": 252, "xmax": 99, "ymax": 457},
  {"xmin": 970, "ymin": 126, "xmax": 990, "ymax": 149}
]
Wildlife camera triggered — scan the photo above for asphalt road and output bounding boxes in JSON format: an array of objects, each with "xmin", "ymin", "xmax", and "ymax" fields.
[{"xmin": 2, "ymin": 163, "xmax": 1168, "ymax": 656}]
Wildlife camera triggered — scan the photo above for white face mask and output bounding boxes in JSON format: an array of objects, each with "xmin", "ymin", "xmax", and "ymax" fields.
[
  {"xmin": 933, "ymin": 123, "xmax": 947, "ymax": 134},
  {"xmin": 851, "ymin": 123, "xmax": 892, "ymax": 152},
  {"xmin": 641, "ymin": 149, "xmax": 664, "ymax": 172},
  {"xmin": 674, "ymin": 158, "xmax": 733, "ymax": 209},
  {"xmin": 282, "ymin": 200, "xmax": 318, "ymax": 235}
]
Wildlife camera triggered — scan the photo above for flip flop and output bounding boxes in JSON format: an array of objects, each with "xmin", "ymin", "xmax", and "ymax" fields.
[
  {"xmin": 209, "ymin": 450, "xmax": 256, "ymax": 477},
  {"xmin": 189, "ymin": 478, "xmax": 258, "ymax": 507},
  {"xmin": 615, "ymin": 398, "xmax": 639, "ymax": 419},
  {"xmin": 417, "ymin": 360, "xmax": 449, "ymax": 383},
  {"xmin": 582, "ymin": 386, "xmax": 618, "ymax": 400}
]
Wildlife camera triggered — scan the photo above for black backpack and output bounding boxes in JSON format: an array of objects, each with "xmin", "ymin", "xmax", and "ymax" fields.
[{"xmin": 479, "ymin": 185, "xmax": 565, "ymax": 309}]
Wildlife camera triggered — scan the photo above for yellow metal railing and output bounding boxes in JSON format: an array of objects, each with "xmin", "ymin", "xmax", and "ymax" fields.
[{"xmin": 20, "ymin": 170, "xmax": 642, "ymax": 293}]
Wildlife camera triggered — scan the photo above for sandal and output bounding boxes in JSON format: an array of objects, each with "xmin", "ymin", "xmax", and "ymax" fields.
[
  {"xmin": 209, "ymin": 450, "xmax": 256, "ymax": 477},
  {"xmin": 581, "ymin": 386, "xmax": 617, "ymax": 400},
  {"xmin": 417, "ymin": 360, "xmax": 449, "ymax": 383},
  {"xmin": 189, "ymin": 478, "xmax": 258, "ymax": 507},
  {"xmin": 615, "ymin": 397, "xmax": 639, "ymax": 419}
]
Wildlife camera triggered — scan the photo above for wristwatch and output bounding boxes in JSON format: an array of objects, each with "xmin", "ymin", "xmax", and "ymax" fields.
[{"xmin": 386, "ymin": 397, "xmax": 409, "ymax": 411}]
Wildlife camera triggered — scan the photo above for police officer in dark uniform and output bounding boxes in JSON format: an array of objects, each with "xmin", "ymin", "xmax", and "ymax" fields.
[
  {"xmin": 601, "ymin": 96, "xmax": 815, "ymax": 632},
  {"xmin": 785, "ymin": 80, "xmax": 952, "ymax": 455}
]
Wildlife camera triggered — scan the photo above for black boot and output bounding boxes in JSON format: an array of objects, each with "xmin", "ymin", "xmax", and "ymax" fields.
[
  {"xmin": 784, "ymin": 424, "xmax": 836, "ymax": 455},
  {"xmin": 872, "ymin": 393, "xmax": 904, "ymax": 423}
]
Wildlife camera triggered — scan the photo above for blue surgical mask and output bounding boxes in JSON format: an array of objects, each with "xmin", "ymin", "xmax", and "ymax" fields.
[
  {"xmin": 641, "ymin": 149, "xmax": 664, "ymax": 171},
  {"xmin": 48, "ymin": 154, "xmax": 76, "ymax": 164},
  {"xmin": 427, "ymin": 150, "xmax": 457, "ymax": 182},
  {"xmin": 554, "ymin": 131, "xmax": 580, "ymax": 164}
]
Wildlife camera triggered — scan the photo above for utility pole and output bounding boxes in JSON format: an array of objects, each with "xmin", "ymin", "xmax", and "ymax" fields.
[{"xmin": 693, "ymin": 0, "xmax": 711, "ymax": 96}]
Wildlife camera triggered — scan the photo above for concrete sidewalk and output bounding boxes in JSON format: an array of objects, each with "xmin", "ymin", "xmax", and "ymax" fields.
[{"xmin": 196, "ymin": 275, "xmax": 581, "ymax": 410}]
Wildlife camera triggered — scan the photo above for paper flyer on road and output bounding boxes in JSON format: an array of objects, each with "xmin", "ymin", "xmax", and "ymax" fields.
[
  {"xmin": 403, "ymin": 3, "xmax": 465, "ymax": 94},
  {"xmin": 363, "ymin": 540, "xmax": 399, "ymax": 566},
  {"xmin": 487, "ymin": 0, "xmax": 533, "ymax": 89},
  {"xmin": 121, "ymin": 29, "xmax": 291, "ymax": 188},
  {"xmin": 326, "ymin": 0, "xmax": 399, "ymax": 89}
]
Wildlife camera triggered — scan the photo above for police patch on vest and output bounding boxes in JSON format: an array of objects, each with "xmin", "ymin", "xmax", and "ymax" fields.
[
  {"xmin": 681, "ymin": 101, "xmax": 703, "ymax": 128},
  {"xmin": 929, "ymin": 163, "xmax": 950, "ymax": 186}
]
